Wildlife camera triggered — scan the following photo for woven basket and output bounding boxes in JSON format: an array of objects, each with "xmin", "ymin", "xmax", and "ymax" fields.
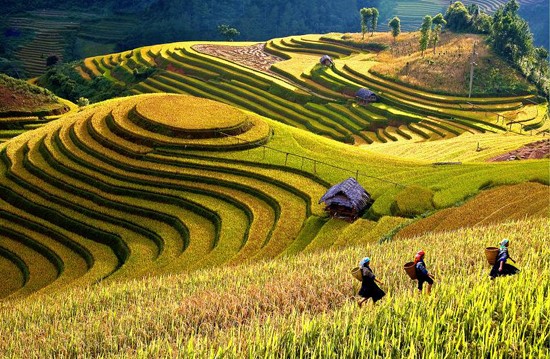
[
  {"xmin": 404, "ymin": 261, "xmax": 417, "ymax": 280},
  {"xmin": 351, "ymin": 267, "xmax": 362, "ymax": 281},
  {"xmin": 485, "ymin": 247, "xmax": 499, "ymax": 265}
]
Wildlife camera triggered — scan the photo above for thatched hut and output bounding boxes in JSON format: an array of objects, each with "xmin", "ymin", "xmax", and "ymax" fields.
[
  {"xmin": 356, "ymin": 88, "xmax": 379, "ymax": 104},
  {"xmin": 320, "ymin": 55, "xmax": 334, "ymax": 67},
  {"xmin": 319, "ymin": 177, "xmax": 374, "ymax": 222}
]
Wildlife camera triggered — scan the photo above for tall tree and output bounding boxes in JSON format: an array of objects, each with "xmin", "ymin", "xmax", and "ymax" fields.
[
  {"xmin": 504, "ymin": 0, "xmax": 519, "ymax": 15},
  {"xmin": 370, "ymin": 8, "xmax": 379, "ymax": 36},
  {"xmin": 444, "ymin": 1, "xmax": 472, "ymax": 32},
  {"xmin": 431, "ymin": 13, "xmax": 447, "ymax": 54},
  {"xmin": 217, "ymin": 24, "xmax": 240, "ymax": 41},
  {"xmin": 491, "ymin": 5, "xmax": 533, "ymax": 63},
  {"xmin": 535, "ymin": 47, "xmax": 549, "ymax": 76},
  {"xmin": 419, "ymin": 15, "xmax": 432, "ymax": 57},
  {"xmin": 388, "ymin": 16, "xmax": 401, "ymax": 42},
  {"xmin": 360, "ymin": 8, "xmax": 372, "ymax": 39}
]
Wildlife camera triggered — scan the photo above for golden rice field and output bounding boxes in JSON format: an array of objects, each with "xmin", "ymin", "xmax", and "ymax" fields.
[
  {"xmin": 396, "ymin": 182, "xmax": 550, "ymax": 239},
  {"xmin": 1, "ymin": 30, "xmax": 549, "ymax": 357},
  {"xmin": 0, "ymin": 217, "xmax": 547, "ymax": 357},
  {"xmin": 364, "ymin": 128, "xmax": 550, "ymax": 162},
  {"xmin": 0, "ymin": 92, "xmax": 547, "ymax": 301},
  {"xmin": 66, "ymin": 33, "xmax": 548, "ymax": 148}
]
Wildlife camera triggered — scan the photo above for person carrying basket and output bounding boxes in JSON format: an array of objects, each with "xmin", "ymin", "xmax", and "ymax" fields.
[
  {"xmin": 489, "ymin": 238, "xmax": 520, "ymax": 280},
  {"xmin": 357, "ymin": 257, "xmax": 385, "ymax": 307},
  {"xmin": 414, "ymin": 250, "xmax": 434, "ymax": 295}
]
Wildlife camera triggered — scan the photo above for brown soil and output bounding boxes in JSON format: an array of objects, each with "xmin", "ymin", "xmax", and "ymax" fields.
[
  {"xmin": 192, "ymin": 43, "xmax": 283, "ymax": 74},
  {"xmin": 0, "ymin": 85, "xmax": 66, "ymax": 116},
  {"xmin": 489, "ymin": 139, "xmax": 550, "ymax": 161}
]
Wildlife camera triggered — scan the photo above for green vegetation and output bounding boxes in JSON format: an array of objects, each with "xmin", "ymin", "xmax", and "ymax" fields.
[
  {"xmin": 37, "ymin": 62, "xmax": 130, "ymax": 103},
  {"xmin": 391, "ymin": 185, "xmax": 435, "ymax": 217},
  {"xmin": 217, "ymin": 24, "xmax": 240, "ymax": 42},
  {"xmin": 388, "ymin": 16, "xmax": 401, "ymax": 42}
]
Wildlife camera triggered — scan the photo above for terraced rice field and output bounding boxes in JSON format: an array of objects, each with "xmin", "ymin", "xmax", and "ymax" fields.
[
  {"xmin": 0, "ymin": 94, "xmax": 336, "ymax": 298},
  {"xmin": 395, "ymin": 182, "xmax": 549, "ymax": 238},
  {"xmin": 1, "ymin": 93, "xmax": 547, "ymax": 299},
  {"xmin": 0, "ymin": 75, "xmax": 75, "ymax": 143},
  {"xmin": 364, "ymin": 131, "xmax": 550, "ymax": 162},
  {"xmin": 460, "ymin": 0, "xmax": 546, "ymax": 14},
  {"xmin": 5, "ymin": 10, "xmax": 137, "ymax": 76},
  {"xmin": 1, "ymin": 217, "xmax": 547, "ymax": 357},
  {"xmin": 74, "ymin": 36, "xmax": 546, "ymax": 148},
  {"xmin": 9, "ymin": 19, "xmax": 75, "ymax": 77}
]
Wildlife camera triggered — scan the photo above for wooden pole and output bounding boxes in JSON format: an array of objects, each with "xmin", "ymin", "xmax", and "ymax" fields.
[{"xmin": 468, "ymin": 41, "xmax": 477, "ymax": 98}]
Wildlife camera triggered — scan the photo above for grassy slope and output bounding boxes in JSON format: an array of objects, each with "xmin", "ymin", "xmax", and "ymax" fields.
[
  {"xmin": 328, "ymin": 32, "xmax": 536, "ymax": 96},
  {"xmin": 240, "ymin": 118, "xmax": 549, "ymax": 214},
  {"xmin": 0, "ymin": 217, "xmax": 547, "ymax": 357},
  {"xmin": 0, "ymin": 75, "xmax": 67, "ymax": 115}
]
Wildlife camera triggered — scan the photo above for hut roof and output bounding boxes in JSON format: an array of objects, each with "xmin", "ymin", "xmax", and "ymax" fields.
[
  {"xmin": 319, "ymin": 177, "xmax": 372, "ymax": 211},
  {"xmin": 320, "ymin": 55, "xmax": 333, "ymax": 63},
  {"xmin": 356, "ymin": 88, "xmax": 376, "ymax": 99}
]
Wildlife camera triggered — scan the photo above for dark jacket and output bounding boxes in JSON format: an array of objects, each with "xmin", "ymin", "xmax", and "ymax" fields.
[
  {"xmin": 358, "ymin": 265, "xmax": 385, "ymax": 302},
  {"xmin": 415, "ymin": 260, "xmax": 429, "ymax": 277}
]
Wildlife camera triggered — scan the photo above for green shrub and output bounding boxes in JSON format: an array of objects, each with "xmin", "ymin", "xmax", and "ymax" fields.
[
  {"xmin": 391, "ymin": 185, "xmax": 435, "ymax": 217},
  {"xmin": 37, "ymin": 62, "xmax": 129, "ymax": 103}
]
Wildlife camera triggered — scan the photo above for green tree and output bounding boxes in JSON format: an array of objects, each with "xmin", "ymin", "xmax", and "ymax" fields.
[
  {"xmin": 388, "ymin": 16, "xmax": 401, "ymax": 42},
  {"xmin": 504, "ymin": 0, "xmax": 519, "ymax": 15},
  {"xmin": 444, "ymin": 1, "xmax": 471, "ymax": 32},
  {"xmin": 419, "ymin": 15, "xmax": 432, "ymax": 57},
  {"xmin": 472, "ymin": 12, "xmax": 493, "ymax": 34},
  {"xmin": 217, "ymin": 24, "xmax": 240, "ymax": 41},
  {"xmin": 466, "ymin": 3, "xmax": 480, "ymax": 18},
  {"xmin": 491, "ymin": 5, "xmax": 533, "ymax": 64},
  {"xmin": 535, "ymin": 47, "xmax": 549, "ymax": 76},
  {"xmin": 370, "ymin": 8, "xmax": 379, "ymax": 36},
  {"xmin": 360, "ymin": 8, "xmax": 372, "ymax": 39},
  {"xmin": 431, "ymin": 13, "xmax": 447, "ymax": 54}
]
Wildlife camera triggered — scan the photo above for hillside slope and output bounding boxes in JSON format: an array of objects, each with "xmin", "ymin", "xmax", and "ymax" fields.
[
  {"xmin": 0, "ymin": 74, "xmax": 73, "ymax": 144},
  {"xmin": 0, "ymin": 93, "xmax": 547, "ymax": 299},
  {"xmin": 0, "ymin": 217, "xmax": 547, "ymax": 357},
  {"xmin": 36, "ymin": 35, "xmax": 548, "ymax": 150}
]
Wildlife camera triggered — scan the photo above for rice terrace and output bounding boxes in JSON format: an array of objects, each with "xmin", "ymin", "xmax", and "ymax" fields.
[{"xmin": 0, "ymin": 0, "xmax": 549, "ymax": 357}]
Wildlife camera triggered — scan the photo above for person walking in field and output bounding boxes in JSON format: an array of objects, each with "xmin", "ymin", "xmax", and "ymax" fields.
[
  {"xmin": 357, "ymin": 257, "xmax": 385, "ymax": 307},
  {"xmin": 414, "ymin": 250, "xmax": 434, "ymax": 295},
  {"xmin": 490, "ymin": 238, "xmax": 520, "ymax": 280}
]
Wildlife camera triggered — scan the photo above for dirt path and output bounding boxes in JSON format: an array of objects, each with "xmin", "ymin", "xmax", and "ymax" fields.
[
  {"xmin": 489, "ymin": 139, "xmax": 550, "ymax": 161},
  {"xmin": 193, "ymin": 43, "xmax": 283, "ymax": 74}
]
